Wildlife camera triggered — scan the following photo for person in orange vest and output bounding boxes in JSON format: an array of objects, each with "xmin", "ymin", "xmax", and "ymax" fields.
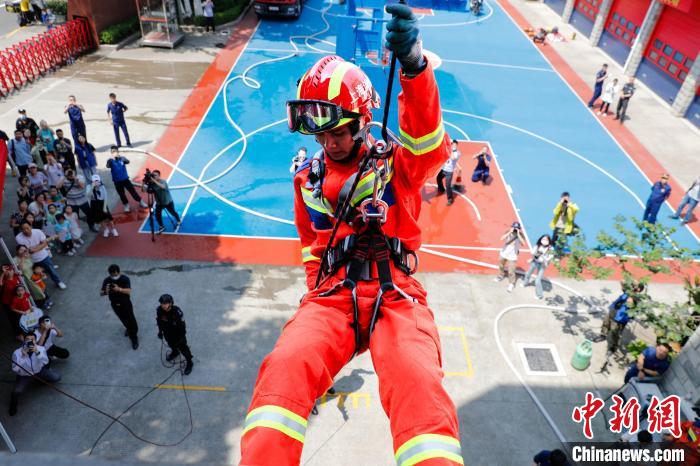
[
  {"xmin": 663, "ymin": 418, "xmax": 700, "ymax": 465},
  {"xmin": 239, "ymin": 5, "xmax": 462, "ymax": 466}
]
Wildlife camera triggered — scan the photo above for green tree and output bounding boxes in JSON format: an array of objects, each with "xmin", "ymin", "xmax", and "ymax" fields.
[{"xmin": 555, "ymin": 216, "xmax": 700, "ymax": 347}]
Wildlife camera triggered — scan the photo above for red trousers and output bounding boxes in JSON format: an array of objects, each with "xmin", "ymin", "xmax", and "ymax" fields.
[{"xmin": 240, "ymin": 271, "xmax": 462, "ymax": 465}]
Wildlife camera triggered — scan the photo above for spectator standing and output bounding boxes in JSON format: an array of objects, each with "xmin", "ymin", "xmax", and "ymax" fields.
[
  {"xmin": 28, "ymin": 192, "xmax": 48, "ymax": 227},
  {"xmin": 495, "ymin": 222, "xmax": 526, "ymax": 292},
  {"xmin": 58, "ymin": 169, "xmax": 97, "ymax": 232},
  {"xmin": 8, "ymin": 130, "xmax": 33, "ymax": 176},
  {"xmin": 15, "ymin": 109, "xmax": 39, "ymax": 137},
  {"xmin": 13, "ymin": 246, "xmax": 48, "ymax": 308},
  {"xmin": 549, "ymin": 192, "xmax": 579, "ymax": 251},
  {"xmin": 30, "ymin": 265, "xmax": 51, "ymax": 307},
  {"xmin": 670, "ymin": 175, "xmax": 699, "ymax": 225},
  {"xmin": 30, "ymin": 138, "xmax": 48, "ymax": 169},
  {"xmin": 63, "ymin": 205, "xmax": 84, "ymax": 246},
  {"xmin": 106, "ymin": 93, "xmax": 132, "ymax": 147},
  {"xmin": 74, "ymin": 134, "xmax": 97, "ymax": 180},
  {"xmin": 1, "ymin": 129, "xmax": 16, "ymax": 177},
  {"xmin": 18, "ymin": 0, "xmax": 31, "ymax": 25},
  {"xmin": 64, "ymin": 95, "xmax": 87, "ymax": 143},
  {"xmin": 10, "ymin": 200, "xmax": 30, "ymax": 236},
  {"xmin": 0, "ymin": 266, "xmax": 23, "ymax": 337},
  {"xmin": 587, "ymin": 64, "xmax": 608, "ymax": 108},
  {"xmin": 54, "ymin": 129, "xmax": 76, "ymax": 171},
  {"xmin": 38, "ymin": 120, "xmax": 56, "ymax": 154},
  {"xmin": 598, "ymin": 77, "xmax": 618, "ymax": 116},
  {"xmin": 9, "ymin": 284, "xmax": 32, "ymax": 340},
  {"xmin": 144, "ymin": 169, "xmax": 181, "ymax": 233},
  {"xmin": 8, "ymin": 333, "xmax": 61, "ymax": 416},
  {"xmin": 533, "ymin": 448, "xmax": 570, "ymax": 465},
  {"xmin": 35, "ymin": 315, "xmax": 69, "ymax": 359},
  {"xmin": 614, "ymin": 77, "xmax": 635, "ymax": 123},
  {"xmin": 41, "ymin": 8, "xmax": 55, "ymax": 30},
  {"xmin": 54, "ymin": 214, "xmax": 76, "ymax": 256},
  {"xmin": 471, "ymin": 146, "xmax": 490, "ymax": 184},
  {"xmin": 16, "ymin": 176, "xmax": 32, "ymax": 203},
  {"xmin": 15, "ymin": 222, "xmax": 67, "ymax": 289},
  {"xmin": 436, "ymin": 140, "xmax": 461, "ymax": 206},
  {"xmin": 101, "ymin": 264, "xmax": 139, "ymax": 350},
  {"xmin": 23, "ymin": 128, "xmax": 35, "ymax": 147},
  {"xmin": 27, "ymin": 163, "xmax": 48, "ymax": 193},
  {"xmin": 87, "ymin": 174, "xmax": 118, "ymax": 238},
  {"xmin": 106, "ymin": 146, "xmax": 147, "ymax": 212},
  {"xmin": 521, "ymin": 234, "xmax": 553, "ymax": 300},
  {"xmin": 157, "ymin": 294, "xmax": 194, "ymax": 375},
  {"xmin": 203, "ymin": 0, "xmax": 215, "ymax": 32},
  {"xmin": 593, "ymin": 292, "xmax": 634, "ymax": 353},
  {"xmin": 642, "ymin": 174, "xmax": 671, "ymax": 224},
  {"xmin": 45, "ymin": 155, "xmax": 65, "ymax": 188},
  {"xmin": 624, "ymin": 343, "xmax": 671, "ymax": 383}
]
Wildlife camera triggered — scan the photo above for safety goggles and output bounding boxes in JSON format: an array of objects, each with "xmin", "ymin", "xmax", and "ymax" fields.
[{"xmin": 286, "ymin": 100, "xmax": 362, "ymax": 134}]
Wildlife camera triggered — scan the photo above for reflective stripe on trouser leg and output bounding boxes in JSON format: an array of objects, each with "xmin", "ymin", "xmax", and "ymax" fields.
[
  {"xmin": 243, "ymin": 405, "xmax": 307, "ymax": 443},
  {"xmin": 395, "ymin": 434, "xmax": 464, "ymax": 466}
]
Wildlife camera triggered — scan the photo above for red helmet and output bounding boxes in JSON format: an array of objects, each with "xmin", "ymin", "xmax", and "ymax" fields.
[{"xmin": 287, "ymin": 56, "xmax": 380, "ymax": 134}]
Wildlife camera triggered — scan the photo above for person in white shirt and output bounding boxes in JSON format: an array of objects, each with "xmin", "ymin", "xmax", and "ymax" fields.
[
  {"xmin": 15, "ymin": 221, "xmax": 67, "ymax": 289},
  {"xmin": 495, "ymin": 222, "xmax": 526, "ymax": 292},
  {"xmin": 9, "ymin": 333, "xmax": 61, "ymax": 416},
  {"xmin": 45, "ymin": 155, "xmax": 65, "ymax": 187},
  {"xmin": 436, "ymin": 140, "xmax": 461, "ymax": 206},
  {"xmin": 34, "ymin": 315, "xmax": 69, "ymax": 359},
  {"xmin": 598, "ymin": 78, "xmax": 619, "ymax": 117},
  {"xmin": 521, "ymin": 234, "xmax": 554, "ymax": 299},
  {"xmin": 670, "ymin": 175, "xmax": 699, "ymax": 225}
]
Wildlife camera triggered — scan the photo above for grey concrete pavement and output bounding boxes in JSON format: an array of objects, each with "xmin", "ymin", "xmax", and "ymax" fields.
[
  {"xmin": 0, "ymin": 9, "xmax": 60, "ymax": 50},
  {"xmin": 505, "ymin": 0, "xmax": 700, "ymax": 188}
]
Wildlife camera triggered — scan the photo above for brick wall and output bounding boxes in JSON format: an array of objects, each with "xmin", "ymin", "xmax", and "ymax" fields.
[{"xmin": 661, "ymin": 327, "xmax": 700, "ymax": 409}]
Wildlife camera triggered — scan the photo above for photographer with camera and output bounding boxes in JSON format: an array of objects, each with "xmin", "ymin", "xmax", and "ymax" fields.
[
  {"xmin": 9, "ymin": 332, "xmax": 61, "ymax": 416},
  {"xmin": 142, "ymin": 169, "xmax": 181, "ymax": 234},
  {"xmin": 495, "ymin": 221, "xmax": 526, "ymax": 292},
  {"xmin": 549, "ymin": 191, "xmax": 580, "ymax": 253},
  {"xmin": 101, "ymin": 264, "xmax": 139, "ymax": 350},
  {"xmin": 35, "ymin": 315, "xmax": 69, "ymax": 360},
  {"xmin": 156, "ymin": 294, "xmax": 193, "ymax": 375},
  {"xmin": 106, "ymin": 146, "xmax": 148, "ymax": 213}
]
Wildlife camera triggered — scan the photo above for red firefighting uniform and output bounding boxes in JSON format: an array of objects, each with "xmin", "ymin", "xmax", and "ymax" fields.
[{"xmin": 240, "ymin": 62, "xmax": 462, "ymax": 466}]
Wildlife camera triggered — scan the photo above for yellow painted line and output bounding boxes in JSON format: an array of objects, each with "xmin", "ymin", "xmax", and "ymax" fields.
[
  {"xmin": 4, "ymin": 27, "xmax": 24, "ymax": 39},
  {"xmin": 439, "ymin": 326, "xmax": 474, "ymax": 378},
  {"xmin": 155, "ymin": 384, "xmax": 226, "ymax": 392},
  {"xmin": 319, "ymin": 391, "xmax": 372, "ymax": 408}
]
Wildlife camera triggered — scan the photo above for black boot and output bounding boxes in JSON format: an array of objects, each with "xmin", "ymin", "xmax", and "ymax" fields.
[
  {"xmin": 131, "ymin": 337, "xmax": 139, "ymax": 350},
  {"xmin": 184, "ymin": 359, "xmax": 193, "ymax": 375},
  {"xmin": 166, "ymin": 350, "xmax": 180, "ymax": 362}
]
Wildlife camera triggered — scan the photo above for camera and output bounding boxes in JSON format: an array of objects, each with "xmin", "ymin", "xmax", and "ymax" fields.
[
  {"xmin": 143, "ymin": 168, "xmax": 156, "ymax": 193},
  {"xmin": 25, "ymin": 341, "xmax": 35, "ymax": 353}
]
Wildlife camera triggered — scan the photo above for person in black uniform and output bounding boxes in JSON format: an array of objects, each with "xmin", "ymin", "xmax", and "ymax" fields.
[
  {"xmin": 100, "ymin": 264, "xmax": 139, "ymax": 350},
  {"xmin": 156, "ymin": 294, "xmax": 193, "ymax": 375}
]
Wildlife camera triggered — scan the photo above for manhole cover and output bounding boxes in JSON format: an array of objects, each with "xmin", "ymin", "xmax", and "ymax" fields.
[{"xmin": 516, "ymin": 343, "xmax": 566, "ymax": 376}]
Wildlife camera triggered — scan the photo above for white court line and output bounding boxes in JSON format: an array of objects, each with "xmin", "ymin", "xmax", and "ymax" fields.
[
  {"xmin": 425, "ymin": 182, "xmax": 482, "ymax": 221},
  {"xmin": 441, "ymin": 58, "xmax": 554, "ymax": 73},
  {"xmin": 490, "ymin": 0, "xmax": 699, "ymax": 244},
  {"xmin": 444, "ymin": 120, "xmax": 470, "ymax": 141},
  {"xmin": 246, "ymin": 47, "xmax": 326, "ymax": 54},
  {"xmin": 156, "ymin": 230, "xmax": 297, "ymax": 240}
]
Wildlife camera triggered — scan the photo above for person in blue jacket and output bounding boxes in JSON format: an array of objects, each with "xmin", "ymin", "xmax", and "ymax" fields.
[
  {"xmin": 594, "ymin": 292, "xmax": 634, "ymax": 352},
  {"xmin": 106, "ymin": 93, "xmax": 131, "ymax": 148},
  {"xmin": 642, "ymin": 174, "xmax": 671, "ymax": 224},
  {"xmin": 64, "ymin": 95, "xmax": 87, "ymax": 145},
  {"xmin": 74, "ymin": 134, "xmax": 97, "ymax": 181}
]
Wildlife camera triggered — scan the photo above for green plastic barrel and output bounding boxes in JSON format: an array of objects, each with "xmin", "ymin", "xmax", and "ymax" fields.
[{"xmin": 571, "ymin": 340, "xmax": 593, "ymax": 370}]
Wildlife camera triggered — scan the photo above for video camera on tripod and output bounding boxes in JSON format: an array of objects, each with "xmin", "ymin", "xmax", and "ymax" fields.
[{"xmin": 142, "ymin": 168, "xmax": 156, "ymax": 193}]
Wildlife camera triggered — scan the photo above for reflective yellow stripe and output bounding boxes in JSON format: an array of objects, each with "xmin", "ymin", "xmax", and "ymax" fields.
[
  {"xmin": 300, "ymin": 186, "xmax": 333, "ymax": 215},
  {"xmin": 399, "ymin": 121, "xmax": 446, "ymax": 156},
  {"xmin": 349, "ymin": 157, "xmax": 394, "ymax": 206},
  {"xmin": 301, "ymin": 246, "xmax": 320, "ymax": 263},
  {"xmin": 328, "ymin": 62, "xmax": 355, "ymax": 100},
  {"xmin": 296, "ymin": 71, "xmax": 306, "ymax": 99},
  {"xmin": 243, "ymin": 405, "xmax": 307, "ymax": 443},
  {"xmin": 689, "ymin": 428, "xmax": 697, "ymax": 442},
  {"xmin": 395, "ymin": 434, "xmax": 463, "ymax": 466}
]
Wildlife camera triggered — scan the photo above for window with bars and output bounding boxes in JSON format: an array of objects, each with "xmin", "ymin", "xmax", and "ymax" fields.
[{"xmin": 646, "ymin": 37, "xmax": 691, "ymax": 83}]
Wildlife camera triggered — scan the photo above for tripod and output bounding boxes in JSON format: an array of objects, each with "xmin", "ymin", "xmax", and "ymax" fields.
[{"xmin": 146, "ymin": 190, "xmax": 177, "ymax": 242}]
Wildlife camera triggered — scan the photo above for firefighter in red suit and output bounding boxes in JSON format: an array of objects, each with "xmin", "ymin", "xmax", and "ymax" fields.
[{"xmin": 240, "ymin": 5, "xmax": 462, "ymax": 465}]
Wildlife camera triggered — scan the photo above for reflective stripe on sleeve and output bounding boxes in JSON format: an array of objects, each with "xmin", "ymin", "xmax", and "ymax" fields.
[
  {"xmin": 395, "ymin": 434, "xmax": 464, "ymax": 466},
  {"xmin": 300, "ymin": 186, "xmax": 333, "ymax": 215},
  {"xmin": 301, "ymin": 246, "xmax": 320, "ymax": 263},
  {"xmin": 349, "ymin": 157, "xmax": 394, "ymax": 206},
  {"xmin": 399, "ymin": 121, "xmax": 446, "ymax": 156},
  {"xmin": 243, "ymin": 405, "xmax": 308, "ymax": 444}
]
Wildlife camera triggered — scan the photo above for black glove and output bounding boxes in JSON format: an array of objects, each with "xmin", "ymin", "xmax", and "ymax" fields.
[
  {"xmin": 157, "ymin": 331, "xmax": 163, "ymax": 340},
  {"xmin": 385, "ymin": 3, "xmax": 426, "ymax": 76}
]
